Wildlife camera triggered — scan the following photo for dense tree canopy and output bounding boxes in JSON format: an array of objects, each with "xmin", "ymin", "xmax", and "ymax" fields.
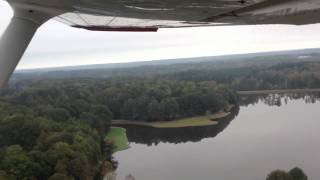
[
  {"xmin": 0, "ymin": 77, "xmax": 235, "ymax": 179},
  {"xmin": 0, "ymin": 82, "xmax": 113, "ymax": 179},
  {"xmin": 2, "ymin": 79, "xmax": 236, "ymax": 122}
]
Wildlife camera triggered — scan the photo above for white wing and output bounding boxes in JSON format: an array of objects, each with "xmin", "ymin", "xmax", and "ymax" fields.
[{"xmin": 54, "ymin": 0, "xmax": 320, "ymax": 31}]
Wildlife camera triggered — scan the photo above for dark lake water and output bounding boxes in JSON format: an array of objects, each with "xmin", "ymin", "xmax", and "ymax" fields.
[{"xmin": 113, "ymin": 93, "xmax": 320, "ymax": 180}]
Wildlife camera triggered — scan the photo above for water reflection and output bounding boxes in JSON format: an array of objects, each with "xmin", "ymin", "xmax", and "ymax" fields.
[
  {"xmin": 118, "ymin": 93, "xmax": 320, "ymax": 147},
  {"xmin": 239, "ymin": 92, "xmax": 320, "ymax": 107},
  {"xmin": 120, "ymin": 92, "xmax": 320, "ymax": 146},
  {"xmin": 113, "ymin": 93, "xmax": 320, "ymax": 180},
  {"xmin": 120, "ymin": 106, "xmax": 239, "ymax": 145}
]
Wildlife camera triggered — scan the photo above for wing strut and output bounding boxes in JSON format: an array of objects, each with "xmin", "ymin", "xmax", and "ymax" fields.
[
  {"xmin": 0, "ymin": 16, "xmax": 39, "ymax": 87},
  {"xmin": 0, "ymin": 6, "xmax": 54, "ymax": 88}
]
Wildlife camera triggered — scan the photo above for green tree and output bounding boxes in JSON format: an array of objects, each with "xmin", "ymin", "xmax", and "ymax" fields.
[
  {"xmin": 0, "ymin": 114, "xmax": 40, "ymax": 149},
  {"xmin": 0, "ymin": 145, "xmax": 35, "ymax": 179},
  {"xmin": 147, "ymin": 98, "xmax": 161, "ymax": 121},
  {"xmin": 266, "ymin": 170, "xmax": 293, "ymax": 180},
  {"xmin": 46, "ymin": 107, "xmax": 71, "ymax": 122},
  {"xmin": 121, "ymin": 99, "xmax": 135, "ymax": 120},
  {"xmin": 289, "ymin": 167, "xmax": 308, "ymax": 180},
  {"xmin": 160, "ymin": 98, "xmax": 179, "ymax": 120},
  {"xmin": 90, "ymin": 105, "xmax": 112, "ymax": 121},
  {"xmin": 0, "ymin": 171, "xmax": 16, "ymax": 180},
  {"xmin": 48, "ymin": 173, "xmax": 74, "ymax": 180}
]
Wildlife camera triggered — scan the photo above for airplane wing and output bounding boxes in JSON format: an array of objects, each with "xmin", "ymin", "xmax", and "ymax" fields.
[
  {"xmin": 54, "ymin": 0, "xmax": 320, "ymax": 31},
  {"xmin": 1, "ymin": 0, "xmax": 320, "ymax": 88}
]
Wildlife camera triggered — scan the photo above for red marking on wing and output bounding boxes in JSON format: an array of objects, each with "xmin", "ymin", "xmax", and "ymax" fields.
[{"xmin": 73, "ymin": 25, "xmax": 158, "ymax": 32}]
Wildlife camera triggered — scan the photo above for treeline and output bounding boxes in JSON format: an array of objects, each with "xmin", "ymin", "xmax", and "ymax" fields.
[
  {"xmin": 13, "ymin": 57, "xmax": 320, "ymax": 91},
  {"xmin": 162, "ymin": 62, "xmax": 320, "ymax": 90},
  {"xmin": 99, "ymin": 79, "xmax": 236, "ymax": 121},
  {"xmin": 13, "ymin": 51, "xmax": 320, "ymax": 80},
  {"xmin": 3, "ymin": 79, "xmax": 237, "ymax": 122},
  {"xmin": 266, "ymin": 167, "xmax": 308, "ymax": 180},
  {"xmin": 239, "ymin": 93, "xmax": 320, "ymax": 107}
]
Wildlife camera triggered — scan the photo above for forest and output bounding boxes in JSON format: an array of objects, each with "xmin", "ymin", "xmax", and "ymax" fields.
[
  {"xmin": 0, "ymin": 78, "xmax": 236, "ymax": 179},
  {"xmin": 1, "ymin": 53, "xmax": 320, "ymax": 179}
]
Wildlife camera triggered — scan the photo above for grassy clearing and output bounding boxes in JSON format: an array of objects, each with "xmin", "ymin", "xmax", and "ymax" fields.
[
  {"xmin": 105, "ymin": 127, "xmax": 129, "ymax": 152},
  {"xmin": 149, "ymin": 115, "xmax": 218, "ymax": 128},
  {"xmin": 112, "ymin": 111, "xmax": 230, "ymax": 128}
]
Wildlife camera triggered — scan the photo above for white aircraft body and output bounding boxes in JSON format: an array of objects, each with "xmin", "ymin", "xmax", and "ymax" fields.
[{"xmin": 1, "ymin": 0, "xmax": 320, "ymax": 88}]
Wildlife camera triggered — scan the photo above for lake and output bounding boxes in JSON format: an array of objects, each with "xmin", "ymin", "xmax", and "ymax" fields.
[{"xmin": 112, "ymin": 93, "xmax": 320, "ymax": 180}]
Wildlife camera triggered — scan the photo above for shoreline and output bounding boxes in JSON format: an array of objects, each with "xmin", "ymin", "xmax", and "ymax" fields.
[
  {"xmin": 111, "ymin": 109, "xmax": 232, "ymax": 128},
  {"xmin": 237, "ymin": 88, "xmax": 320, "ymax": 95}
]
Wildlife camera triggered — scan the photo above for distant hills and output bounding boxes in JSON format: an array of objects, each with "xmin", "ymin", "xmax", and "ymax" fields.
[{"xmin": 16, "ymin": 48, "xmax": 320, "ymax": 74}]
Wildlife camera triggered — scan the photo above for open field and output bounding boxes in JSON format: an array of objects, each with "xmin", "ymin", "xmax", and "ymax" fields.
[
  {"xmin": 105, "ymin": 127, "xmax": 129, "ymax": 152},
  {"xmin": 112, "ymin": 111, "xmax": 230, "ymax": 128},
  {"xmin": 237, "ymin": 89, "xmax": 320, "ymax": 95}
]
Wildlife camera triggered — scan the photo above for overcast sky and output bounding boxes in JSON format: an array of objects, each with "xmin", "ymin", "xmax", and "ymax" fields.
[{"xmin": 1, "ymin": 1, "xmax": 320, "ymax": 69}]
